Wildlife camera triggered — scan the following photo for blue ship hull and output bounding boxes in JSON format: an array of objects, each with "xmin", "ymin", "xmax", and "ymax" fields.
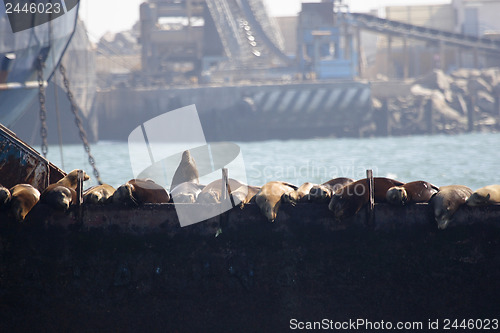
[{"xmin": 0, "ymin": 1, "xmax": 79, "ymax": 127}]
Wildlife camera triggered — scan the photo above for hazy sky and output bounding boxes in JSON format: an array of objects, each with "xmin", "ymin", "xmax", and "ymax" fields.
[{"xmin": 80, "ymin": 0, "xmax": 451, "ymax": 41}]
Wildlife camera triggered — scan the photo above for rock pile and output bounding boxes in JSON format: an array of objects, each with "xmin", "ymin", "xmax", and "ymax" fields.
[
  {"xmin": 373, "ymin": 68, "xmax": 500, "ymax": 135},
  {"xmin": 97, "ymin": 30, "xmax": 140, "ymax": 56}
]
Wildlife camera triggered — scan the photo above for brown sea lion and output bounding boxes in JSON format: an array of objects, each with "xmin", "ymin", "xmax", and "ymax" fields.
[
  {"xmin": 170, "ymin": 150, "xmax": 199, "ymax": 190},
  {"xmin": 282, "ymin": 182, "xmax": 316, "ymax": 204},
  {"xmin": 41, "ymin": 184, "xmax": 77, "ymax": 211},
  {"xmin": 466, "ymin": 185, "xmax": 500, "ymax": 206},
  {"xmin": 309, "ymin": 177, "xmax": 355, "ymax": 203},
  {"xmin": 83, "ymin": 184, "xmax": 116, "ymax": 204},
  {"xmin": 171, "ymin": 182, "xmax": 205, "ymax": 203},
  {"xmin": 386, "ymin": 181, "xmax": 439, "ymax": 206},
  {"xmin": 0, "ymin": 185, "xmax": 11, "ymax": 207},
  {"xmin": 196, "ymin": 178, "xmax": 248, "ymax": 204},
  {"xmin": 112, "ymin": 179, "xmax": 170, "ymax": 205},
  {"xmin": 56, "ymin": 169, "xmax": 90, "ymax": 190},
  {"xmin": 431, "ymin": 185, "xmax": 473, "ymax": 230},
  {"xmin": 255, "ymin": 181, "xmax": 298, "ymax": 222},
  {"xmin": 328, "ymin": 177, "xmax": 404, "ymax": 220},
  {"xmin": 323, "ymin": 177, "xmax": 355, "ymax": 190},
  {"xmin": 9, "ymin": 184, "xmax": 40, "ymax": 221},
  {"xmin": 230, "ymin": 185, "xmax": 261, "ymax": 208}
]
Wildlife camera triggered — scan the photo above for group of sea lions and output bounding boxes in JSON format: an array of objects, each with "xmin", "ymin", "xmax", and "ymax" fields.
[
  {"xmin": 0, "ymin": 170, "xmax": 89, "ymax": 222},
  {"xmin": 254, "ymin": 177, "xmax": 500, "ymax": 229},
  {"xmin": 1, "ymin": 150, "xmax": 500, "ymax": 229}
]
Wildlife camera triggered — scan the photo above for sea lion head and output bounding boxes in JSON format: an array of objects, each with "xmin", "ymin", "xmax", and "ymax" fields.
[
  {"xmin": 281, "ymin": 191, "xmax": 298, "ymax": 206},
  {"xmin": 231, "ymin": 186, "xmax": 251, "ymax": 208},
  {"xmin": 432, "ymin": 195, "xmax": 453, "ymax": 229},
  {"xmin": 328, "ymin": 186, "xmax": 362, "ymax": 221},
  {"xmin": 85, "ymin": 191, "xmax": 102, "ymax": 204},
  {"xmin": 231, "ymin": 190, "xmax": 247, "ymax": 208},
  {"xmin": 173, "ymin": 193, "xmax": 196, "ymax": 203},
  {"xmin": 255, "ymin": 194, "xmax": 280, "ymax": 222},
  {"xmin": 197, "ymin": 189, "xmax": 221, "ymax": 204},
  {"xmin": 0, "ymin": 186, "xmax": 11, "ymax": 207},
  {"xmin": 308, "ymin": 185, "xmax": 331, "ymax": 203},
  {"xmin": 44, "ymin": 186, "xmax": 73, "ymax": 211},
  {"xmin": 10, "ymin": 200, "xmax": 25, "ymax": 222},
  {"xmin": 432, "ymin": 186, "xmax": 472, "ymax": 229},
  {"xmin": 10, "ymin": 184, "xmax": 40, "ymax": 221},
  {"xmin": 328, "ymin": 194, "xmax": 347, "ymax": 220},
  {"xmin": 466, "ymin": 192, "xmax": 489, "ymax": 207},
  {"xmin": 112, "ymin": 184, "xmax": 138, "ymax": 205},
  {"xmin": 386, "ymin": 186, "xmax": 408, "ymax": 206},
  {"xmin": 58, "ymin": 170, "xmax": 90, "ymax": 189},
  {"xmin": 181, "ymin": 150, "xmax": 192, "ymax": 164}
]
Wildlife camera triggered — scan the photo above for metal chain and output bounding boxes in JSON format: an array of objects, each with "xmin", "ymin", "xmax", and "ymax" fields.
[
  {"xmin": 37, "ymin": 56, "xmax": 49, "ymax": 157},
  {"xmin": 59, "ymin": 64, "xmax": 103, "ymax": 185}
]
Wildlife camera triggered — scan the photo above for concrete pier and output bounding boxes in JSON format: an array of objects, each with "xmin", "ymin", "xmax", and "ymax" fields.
[{"xmin": 94, "ymin": 80, "xmax": 372, "ymax": 141}]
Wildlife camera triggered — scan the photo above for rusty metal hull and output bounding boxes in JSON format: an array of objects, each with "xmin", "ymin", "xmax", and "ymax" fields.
[
  {"xmin": 1, "ymin": 203, "xmax": 500, "ymax": 331},
  {"xmin": 13, "ymin": 201, "xmax": 500, "ymax": 233},
  {"xmin": 0, "ymin": 123, "xmax": 65, "ymax": 191}
]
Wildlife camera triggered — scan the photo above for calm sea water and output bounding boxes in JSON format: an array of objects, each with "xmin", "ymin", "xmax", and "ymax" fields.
[{"xmin": 43, "ymin": 132, "xmax": 500, "ymax": 191}]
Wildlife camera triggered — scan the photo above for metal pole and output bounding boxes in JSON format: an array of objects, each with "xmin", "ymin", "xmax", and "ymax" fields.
[
  {"xmin": 356, "ymin": 26, "xmax": 362, "ymax": 77},
  {"xmin": 366, "ymin": 169, "xmax": 374, "ymax": 227},
  {"xmin": 222, "ymin": 168, "xmax": 235, "ymax": 208},
  {"xmin": 76, "ymin": 169, "xmax": 84, "ymax": 224},
  {"xmin": 403, "ymin": 36, "xmax": 409, "ymax": 79},
  {"xmin": 387, "ymin": 35, "xmax": 392, "ymax": 78}
]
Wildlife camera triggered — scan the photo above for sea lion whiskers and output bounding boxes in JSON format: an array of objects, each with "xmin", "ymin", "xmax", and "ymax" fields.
[{"xmin": 113, "ymin": 184, "xmax": 139, "ymax": 206}]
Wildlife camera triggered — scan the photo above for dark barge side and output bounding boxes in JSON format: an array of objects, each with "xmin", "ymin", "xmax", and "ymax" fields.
[{"xmin": 1, "ymin": 201, "xmax": 499, "ymax": 332}]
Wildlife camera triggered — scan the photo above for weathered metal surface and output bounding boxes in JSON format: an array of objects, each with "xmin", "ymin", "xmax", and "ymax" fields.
[
  {"xmin": 4, "ymin": 201, "xmax": 499, "ymax": 234},
  {"xmin": 0, "ymin": 124, "xmax": 65, "ymax": 191},
  {"xmin": 0, "ymin": 202, "xmax": 500, "ymax": 331}
]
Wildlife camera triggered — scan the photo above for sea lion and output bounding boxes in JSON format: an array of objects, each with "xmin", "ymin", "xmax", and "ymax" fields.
[
  {"xmin": 0, "ymin": 185, "xmax": 11, "ymax": 207},
  {"xmin": 466, "ymin": 185, "xmax": 500, "ymax": 206},
  {"xmin": 386, "ymin": 181, "xmax": 439, "ymax": 206},
  {"xmin": 170, "ymin": 150, "xmax": 199, "ymax": 190},
  {"xmin": 83, "ymin": 184, "xmax": 116, "ymax": 204},
  {"xmin": 431, "ymin": 185, "xmax": 473, "ymax": 230},
  {"xmin": 56, "ymin": 169, "xmax": 90, "ymax": 190},
  {"xmin": 323, "ymin": 177, "xmax": 355, "ymax": 191},
  {"xmin": 196, "ymin": 178, "xmax": 248, "ymax": 204},
  {"xmin": 328, "ymin": 177, "xmax": 404, "ymax": 220},
  {"xmin": 255, "ymin": 181, "xmax": 298, "ymax": 222},
  {"xmin": 171, "ymin": 182, "xmax": 205, "ymax": 203},
  {"xmin": 308, "ymin": 177, "xmax": 355, "ymax": 203},
  {"xmin": 9, "ymin": 184, "xmax": 40, "ymax": 221},
  {"xmin": 41, "ymin": 184, "xmax": 77, "ymax": 211},
  {"xmin": 282, "ymin": 182, "xmax": 316, "ymax": 204},
  {"xmin": 230, "ymin": 185, "xmax": 261, "ymax": 208},
  {"xmin": 112, "ymin": 179, "xmax": 170, "ymax": 205}
]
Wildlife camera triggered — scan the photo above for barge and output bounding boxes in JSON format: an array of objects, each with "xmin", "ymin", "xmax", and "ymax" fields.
[
  {"xmin": 1, "ymin": 200, "xmax": 500, "ymax": 331},
  {"xmin": 2, "ymin": 120, "xmax": 500, "ymax": 331},
  {"xmin": 1, "ymin": 2, "xmax": 500, "ymax": 331}
]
